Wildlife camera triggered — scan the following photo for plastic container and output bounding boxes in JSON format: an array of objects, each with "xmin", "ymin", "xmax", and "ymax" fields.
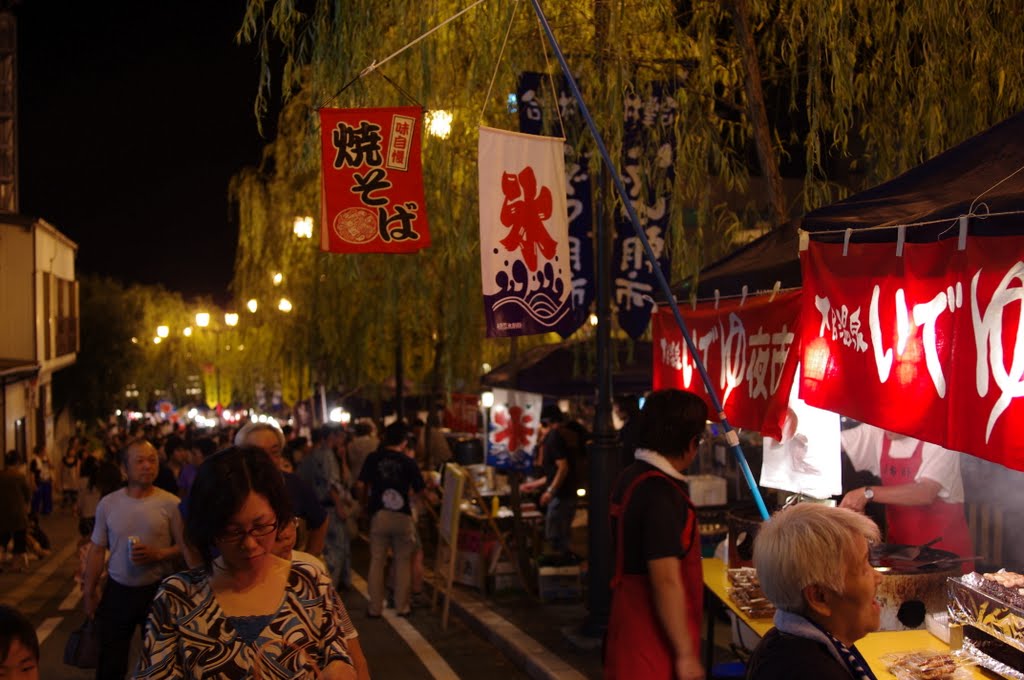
[
  {"xmin": 538, "ymin": 565, "xmax": 582, "ymax": 601},
  {"xmin": 687, "ymin": 475, "xmax": 727, "ymax": 506}
]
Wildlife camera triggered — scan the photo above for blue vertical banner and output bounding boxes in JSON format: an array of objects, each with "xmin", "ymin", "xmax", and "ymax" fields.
[
  {"xmin": 516, "ymin": 72, "xmax": 595, "ymax": 338},
  {"xmin": 613, "ymin": 86, "xmax": 677, "ymax": 339}
]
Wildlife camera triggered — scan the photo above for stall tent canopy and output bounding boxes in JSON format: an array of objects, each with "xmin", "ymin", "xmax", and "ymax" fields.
[
  {"xmin": 670, "ymin": 220, "xmax": 802, "ymax": 301},
  {"xmin": 797, "ymin": 109, "xmax": 1024, "ymax": 471},
  {"xmin": 802, "ymin": 110, "xmax": 1024, "ymax": 240},
  {"xmin": 481, "ymin": 340, "xmax": 651, "ymax": 397}
]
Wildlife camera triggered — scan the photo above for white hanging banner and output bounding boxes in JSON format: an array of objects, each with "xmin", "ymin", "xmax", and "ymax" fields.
[
  {"xmin": 478, "ymin": 126, "xmax": 574, "ymax": 337},
  {"xmin": 486, "ymin": 388, "xmax": 543, "ymax": 471}
]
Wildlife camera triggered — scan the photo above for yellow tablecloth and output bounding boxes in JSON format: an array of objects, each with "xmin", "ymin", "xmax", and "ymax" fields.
[{"xmin": 702, "ymin": 558, "xmax": 991, "ymax": 679}]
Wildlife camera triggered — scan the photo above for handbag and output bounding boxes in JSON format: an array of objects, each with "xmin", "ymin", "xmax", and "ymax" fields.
[{"xmin": 63, "ymin": 618, "xmax": 100, "ymax": 669}]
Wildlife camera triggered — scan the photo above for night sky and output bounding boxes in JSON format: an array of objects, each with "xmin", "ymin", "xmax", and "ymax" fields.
[{"xmin": 17, "ymin": 1, "xmax": 266, "ymax": 303}]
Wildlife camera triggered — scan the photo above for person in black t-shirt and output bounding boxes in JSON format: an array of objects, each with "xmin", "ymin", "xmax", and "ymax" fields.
[
  {"xmin": 357, "ymin": 422, "xmax": 424, "ymax": 617},
  {"xmin": 605, "ymin": 389, "xmax": 709, "ymax": 680},
  {"xmin": 521, "ymin": 405, "xmax": 581, "ymax": 561}
]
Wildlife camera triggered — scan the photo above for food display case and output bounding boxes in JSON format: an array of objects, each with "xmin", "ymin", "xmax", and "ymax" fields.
[{"xmin": 948, "ymin": 572, "xmax": 1024, "ymax": 679}]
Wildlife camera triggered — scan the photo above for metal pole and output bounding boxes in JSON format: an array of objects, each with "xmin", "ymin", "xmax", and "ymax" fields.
[
  {"xmin": 527, "ymin": 0, "xmax": 769, "ymax": 522},
  {"xmin": 582, "ymin": 161, "xmax": 616, "ymax": 635}
]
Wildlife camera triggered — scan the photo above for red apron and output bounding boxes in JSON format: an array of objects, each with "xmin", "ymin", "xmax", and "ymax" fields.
[
  {"xmin": 605, "ymin": 469, "xmax": 704, "ymax": 679},
  {"xmin": 881, "ymin": 437, "xmax": 974, "ymax": 573}
]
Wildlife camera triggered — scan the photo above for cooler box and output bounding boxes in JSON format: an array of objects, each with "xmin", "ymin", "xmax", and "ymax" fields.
[{"xmin": 538, "ymin": 565, "xmax": 582, "ymax": 601}]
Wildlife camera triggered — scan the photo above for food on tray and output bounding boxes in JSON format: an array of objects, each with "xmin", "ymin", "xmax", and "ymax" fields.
[
  {"xmin": 880, "ymin": 650, "xmax": 970, "ymax": 680},
  {"xmin": 726, "ymin": 567, "xmax": 775, "ymax": 618},
  {"xmin": 983, "ymin": 570, "xmax": 1024, "ymax": 589},
  {"xmin": 977, "ymin": 569, "xmax": 1024, "ymax": 607}
]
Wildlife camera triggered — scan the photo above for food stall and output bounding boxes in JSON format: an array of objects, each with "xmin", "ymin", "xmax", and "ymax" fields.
[
  {"xmin": 796, "ymin": 110, "xmax": 1024, "ymax": 678},
  {"xmin": 655, "ymin": 110, "xmax": 1024, "ymax": 678}
]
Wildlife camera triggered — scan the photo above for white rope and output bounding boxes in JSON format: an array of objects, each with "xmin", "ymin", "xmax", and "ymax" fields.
[
  {"xmin": 479, "ymin": 0, "xmax": 520, "ymax": 123},
  {"xmin": 359, "ymin": 0, "xmax": 491, "ymax": 79},
  {"xmin": 970, "ymin": 162, "xmax": 1024, "ymax": 215},
  {"xmin": 808, "ymin": 161, "xmax": 1024, "ymax": 240},
  {"xmin": 806, "ymin": 209, "xmax": 1024, "ymax": 238}
]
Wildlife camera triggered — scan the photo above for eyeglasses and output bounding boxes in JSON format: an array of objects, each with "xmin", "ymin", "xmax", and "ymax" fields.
[{"xmin": 218, "ymin": 521, "xmax": 279, "ymax": 544}]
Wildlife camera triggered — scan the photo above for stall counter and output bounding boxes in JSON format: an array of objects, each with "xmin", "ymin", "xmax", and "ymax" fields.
[{"xmin": 702, "ymin": 558, "xmax": 991, "ymax": 679}]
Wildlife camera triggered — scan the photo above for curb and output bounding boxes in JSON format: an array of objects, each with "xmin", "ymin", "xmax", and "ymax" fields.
[{"xmin": 423, "ymin": 574, "xmax": 589, "ymax": 680}]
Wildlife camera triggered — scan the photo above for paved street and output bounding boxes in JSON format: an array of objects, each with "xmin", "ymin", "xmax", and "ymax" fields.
[{"xmin": 2, "ymin": 511, "xmax": 531, "ymax": 679}]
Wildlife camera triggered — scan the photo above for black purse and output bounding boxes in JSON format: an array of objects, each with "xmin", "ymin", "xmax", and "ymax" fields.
[{"xmin": 63, "ymin": 618, "xmax": 100, "ymax": 669}]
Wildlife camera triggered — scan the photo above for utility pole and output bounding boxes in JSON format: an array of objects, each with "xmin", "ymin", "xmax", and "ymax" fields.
[{"xmin": 581, "ymin": 0, "xmax": 615, "ymax": 638}]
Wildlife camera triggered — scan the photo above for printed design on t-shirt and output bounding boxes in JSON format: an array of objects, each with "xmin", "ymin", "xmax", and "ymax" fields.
[{"xmin": 381, "ymin": 488, "xmax": 405, "ymax": 511}]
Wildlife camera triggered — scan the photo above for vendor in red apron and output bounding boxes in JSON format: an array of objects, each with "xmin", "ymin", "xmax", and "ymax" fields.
[
  {"xmin": 839, "ymin": 423, "xmax": 974, "ymax": 572},
  {"xmin": 605, "ymin": 389, "xmax": 707, "ymax": 680}
]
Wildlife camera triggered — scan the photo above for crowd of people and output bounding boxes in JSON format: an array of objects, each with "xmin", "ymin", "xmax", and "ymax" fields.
[
  {"xmin": 0, "ymin": 412, "xmax": 461, "ymax": 679},
  {"xmin": 2, "ymin": 389, "xmax": 978, "ymax": 680}
]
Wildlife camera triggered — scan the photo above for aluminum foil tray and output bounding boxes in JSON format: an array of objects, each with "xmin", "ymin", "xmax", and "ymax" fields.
[
  {"xmin": 948, "ymin": 573, "xmax": 1024, "ymax": 672},
  {"xmin": 962, "ymin": 631, "xmax": 1024, "ymax": 679}
]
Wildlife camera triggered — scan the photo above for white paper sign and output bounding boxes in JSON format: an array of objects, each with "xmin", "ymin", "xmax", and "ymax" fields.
[{"xmin": 761, "ymin": 364, "xmax": 842, "ymax": 497}]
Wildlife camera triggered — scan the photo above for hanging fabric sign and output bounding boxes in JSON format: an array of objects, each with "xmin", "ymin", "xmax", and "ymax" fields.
[
  {"xmin": 517, "ymin": 72, "xmax": 595, "ymax": 338},
  {"xmin": 486, "ymin": 388, "xmax": 543, "ymax": 471},
  {"xmin": 478, "ymin": 126, "xmax": 574, "ymax": 337},
  {"xmin": 799, "ymin": 236, "xmax": 1024, "ymax": 471},
  {"xmin": 614, "ymin": 86, "xmax": 677, "ymax": 339},
  {"xmin": 318, "ymin": 106, "xmax": 431, "ymax": 254},
  {"xmin": 651, "ymin": 290, "xmax": 802, "ymax": 440}
]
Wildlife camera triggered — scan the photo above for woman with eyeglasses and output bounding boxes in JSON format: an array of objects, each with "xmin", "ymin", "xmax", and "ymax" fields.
[{"xmin": 135, "ymin": 446, "xmax": 356, "ymax": 679}]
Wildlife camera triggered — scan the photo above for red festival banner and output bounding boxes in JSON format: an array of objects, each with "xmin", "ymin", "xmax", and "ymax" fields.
[
  {"xmin": 318, "ymin": 106, "xmax": 431, "ymax": 254},
  {"xmin": 652, "ymin": 291, "xmax": 802, "ymax": 440},
  {"xmin": 799, "ymin": 236, "xmax": 1024, "ymax": 471}
]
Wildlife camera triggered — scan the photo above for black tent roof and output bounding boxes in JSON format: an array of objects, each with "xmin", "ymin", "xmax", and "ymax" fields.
[
  {"xmin": 802, "ymin": 110, "xmax": 1024, "ymax": 242},
  {"xmin": 667, "ymin": 110, "xmax": 1024, "ymax": 302},
  {"xmin": 481, "ymin": 340, "xmax": 651, "ymax": 397},
  {"xmin": 681, "ymin": 220, "xmax": 802, "ymax": 300}
]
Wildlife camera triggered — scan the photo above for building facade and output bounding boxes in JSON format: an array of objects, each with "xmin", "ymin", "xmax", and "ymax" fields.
[{"xmin": 0, "ymin": 215, "xmax": 78, "ymax": 461}]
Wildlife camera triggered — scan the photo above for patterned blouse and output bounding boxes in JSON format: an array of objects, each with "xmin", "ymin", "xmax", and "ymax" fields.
[{"xmin": 136, "ymin": 562, "xmax": 354, "ymax": 679}]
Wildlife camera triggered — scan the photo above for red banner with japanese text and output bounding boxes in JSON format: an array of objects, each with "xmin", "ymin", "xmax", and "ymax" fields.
[
  {"xmin": 652, "ymin": 291, "xmax": 802, "ymax": 440},
  {"xmin": 799, "ymin": 236, "xmax": 1024, "ymax": 471},
  {"xmin": 318, "ymin": 106, "xmax": 430, "ymax": 253}
]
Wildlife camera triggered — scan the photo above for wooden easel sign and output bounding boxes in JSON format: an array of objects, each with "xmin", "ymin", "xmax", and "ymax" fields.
[{"xmin": 434, "ymin": 462, "xmax": 466, "ymax": 629}]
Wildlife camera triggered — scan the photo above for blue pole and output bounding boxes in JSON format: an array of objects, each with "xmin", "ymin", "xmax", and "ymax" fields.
[{"xmin": 527, "ymin": 0, "xmax": 770, "ymax": 521}]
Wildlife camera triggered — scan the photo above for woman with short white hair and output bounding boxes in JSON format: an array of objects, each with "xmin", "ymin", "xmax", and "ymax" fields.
[{"xmin": 747, "ymin": 503, "xmax": 883, "ymax": 680}]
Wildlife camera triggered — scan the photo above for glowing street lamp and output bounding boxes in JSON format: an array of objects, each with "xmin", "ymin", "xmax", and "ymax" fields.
[
  {"xmin": 272, "ymin": 272, "xmax": 283, "ymax": 286},
  {"xmin": 426, "ymin": 109, "xmax": 453, "ymax": 139},
  {"xmin": 183, "ymin": 326, "xmax": 193, "ymax": 337},
  {"xmin": 224, "ymin": 312, "xmax": 239, "ymax": 327},
  {"xmin": 293, "ymin": 216, "xmax": 314, "ymax": 239},
  {"xmin": 247, "ymin": 299, "xmax": 258, "ymax": 313},
  {"xmin": 153, "ymin": 337, "xmax": 162, "ymax": 344},
  {"xmin": 195, "ymin": 312, "xmax": 210, "ymax": 328},
  {"xmin": 156, "ymin": 325, "xmax": 169, "ymax": 338},
  {"xmin": 278, "ymin": 298, "xmax": 293, "ymax": 313}
]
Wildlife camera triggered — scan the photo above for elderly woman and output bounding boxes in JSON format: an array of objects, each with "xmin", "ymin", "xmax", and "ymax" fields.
[
  {"xmin": 135, "ymin": 447, "xmax": 356, "ymax": 679},
  {"xmin": 747, "ymin": 503, "xmax": 883, "ymax": 680}
]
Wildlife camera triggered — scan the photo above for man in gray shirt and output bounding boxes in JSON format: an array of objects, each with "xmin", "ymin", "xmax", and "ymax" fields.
[{"xmin": 83, "ymin": 439, "xmax": 183, "ymax": 680}]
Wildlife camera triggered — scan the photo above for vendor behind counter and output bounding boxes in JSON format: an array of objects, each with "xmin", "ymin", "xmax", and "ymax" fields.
[{"xmin": 839, "ymin": 423, "xmax": 973, "ymax": 571}]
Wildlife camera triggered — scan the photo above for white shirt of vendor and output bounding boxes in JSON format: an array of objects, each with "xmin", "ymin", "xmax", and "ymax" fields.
[{"xmin": 841, "ymin": 423, "xmax": 964, "ymax": 503}]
